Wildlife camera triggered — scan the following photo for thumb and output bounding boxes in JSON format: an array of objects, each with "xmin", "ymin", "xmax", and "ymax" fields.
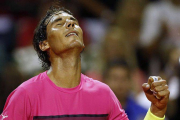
[
  {"xmin": 142, "ymin": 83, "xmax": 157, "ymax": 103},
  {"xmin": 142, "ymin": 83, "xmax": 150, "ymax": 92}
]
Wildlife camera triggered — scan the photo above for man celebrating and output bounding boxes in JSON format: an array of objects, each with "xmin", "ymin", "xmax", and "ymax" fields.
[{"xmin": 0, "ymin": 6, "xmax": 169, "ymax": 120}]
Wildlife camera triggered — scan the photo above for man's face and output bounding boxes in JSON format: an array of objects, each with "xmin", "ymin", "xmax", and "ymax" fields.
[{"xmin": 46, "ymin": 11, "xmax": 84, "ymax": 55}]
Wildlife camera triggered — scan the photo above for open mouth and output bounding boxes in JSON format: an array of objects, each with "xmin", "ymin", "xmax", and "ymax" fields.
[{"xmin": 65, "ymin": 32, "xmax": 78, "ymax": 37}]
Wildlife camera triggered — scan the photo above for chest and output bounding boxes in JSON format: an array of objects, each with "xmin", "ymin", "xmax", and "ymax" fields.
[{"xmin": 29, "ymin": 90, "xmax": 109, "ymax": 119}]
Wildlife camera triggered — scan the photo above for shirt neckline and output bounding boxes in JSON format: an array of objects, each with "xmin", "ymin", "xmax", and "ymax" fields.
[{"xmin": 44, "ymin": 71, "xmax": 83, "ymax": 93}]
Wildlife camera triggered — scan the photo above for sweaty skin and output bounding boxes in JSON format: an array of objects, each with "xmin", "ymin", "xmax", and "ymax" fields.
[{"xmin": 39, "ymin": 11, "xmax": 85, "ymax": 88}]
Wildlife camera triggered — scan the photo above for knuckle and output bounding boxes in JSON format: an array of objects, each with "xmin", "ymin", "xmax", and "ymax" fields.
[
  {"xmin": 157, "ymin": 92, "xmax": 162, "ymax": 96},
  {"xmin": 165, "ymin": 85, "xmax": 169, "ymax": 89},
  {"xmin": 151, "ymin": 82, "xmax": 156, "ymax": 87},
  {"xmin": 167, "ymin": 90, "xmax": 170, "ymax": 95},
  {"xmin": 163, "ymin": 80, "xmax": 167, "ymax": 83},
  {"xmin": 154, "ymin": 87, "xmax": 158, "ymax": 92}
]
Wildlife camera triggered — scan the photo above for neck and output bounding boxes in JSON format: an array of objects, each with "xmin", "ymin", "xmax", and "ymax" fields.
[{"xmin": 47, "ymin": 51, "xmax": 81, "ymax": 88}]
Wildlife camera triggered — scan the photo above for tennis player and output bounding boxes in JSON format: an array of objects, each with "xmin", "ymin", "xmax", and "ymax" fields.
[{"xmin": 0, "ymin": 6, "xmax": 169, "ymax": 120}]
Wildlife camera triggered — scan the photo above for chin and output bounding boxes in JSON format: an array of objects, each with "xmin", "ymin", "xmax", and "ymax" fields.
[{"xmin": 69, "ymin": 40, "xmax": 84, "ymax": 51}]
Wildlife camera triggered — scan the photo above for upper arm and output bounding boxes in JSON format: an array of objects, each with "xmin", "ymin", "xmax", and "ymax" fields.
[{"xmin": 0, "ymin": 87, "xmax": 31, "ymax": 120}]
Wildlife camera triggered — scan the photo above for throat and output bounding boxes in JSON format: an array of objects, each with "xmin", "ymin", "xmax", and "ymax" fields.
[{"xmin": 47, "ymin": 55, "xmax": 81, "ymax": 88}]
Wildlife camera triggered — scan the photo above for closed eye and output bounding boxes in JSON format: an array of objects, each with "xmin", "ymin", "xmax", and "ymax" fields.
[{"xmin": 56, "ymin": 23, "xmax": 63, "ymax": 26}]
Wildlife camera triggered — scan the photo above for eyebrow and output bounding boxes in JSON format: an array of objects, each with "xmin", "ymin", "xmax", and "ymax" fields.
[
  {"xmin": 51, "ymin": 18, "xmax": 62, "ymax": 25},
  {"xmin": 70, "ymin": 17, "xmax": 78, "ymax": 22},
  {"xmin": 51, "ymin": 17, "xmax": 78, "ymax": 25}
]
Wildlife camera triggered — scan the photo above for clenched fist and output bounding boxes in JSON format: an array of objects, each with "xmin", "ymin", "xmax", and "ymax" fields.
[{"xmin": 142, "ymin": 76, "xmax": 170, "ymax": 118}]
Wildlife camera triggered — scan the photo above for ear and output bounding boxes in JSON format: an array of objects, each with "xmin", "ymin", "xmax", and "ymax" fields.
[{"xmin": 39, "ymin": 40, "xmax": 50, "ymax": 51}]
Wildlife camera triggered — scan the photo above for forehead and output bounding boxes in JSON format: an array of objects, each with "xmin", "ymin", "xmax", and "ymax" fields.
[{"xmin": 48, "ymin": 11, "xmax": 74, "ymax": 25}]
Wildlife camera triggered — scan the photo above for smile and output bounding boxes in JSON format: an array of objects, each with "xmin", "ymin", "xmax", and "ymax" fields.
[{"xmin": 66, "ymin": 32, "xmax": 78, "ymax": 37}]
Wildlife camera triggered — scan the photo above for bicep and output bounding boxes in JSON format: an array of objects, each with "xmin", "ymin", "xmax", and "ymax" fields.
[{"xmin": 1, "ymin": 87, "xmax": 31, "ymax": 120}]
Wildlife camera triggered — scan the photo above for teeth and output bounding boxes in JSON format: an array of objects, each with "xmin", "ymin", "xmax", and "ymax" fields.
[{"xmin": 66, "ymin": 33, "xmax": 77, "ymax": 37}]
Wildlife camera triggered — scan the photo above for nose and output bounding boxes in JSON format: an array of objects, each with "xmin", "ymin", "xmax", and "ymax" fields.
[{"xmin": 65, "ymin": 19, "xmax": 75, "ymax": 29}]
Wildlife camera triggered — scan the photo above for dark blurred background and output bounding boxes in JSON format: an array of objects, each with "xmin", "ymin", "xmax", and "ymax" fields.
[{"xmin": 0, "ymin": 0, "xmax": 179, "ymax": 120}]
